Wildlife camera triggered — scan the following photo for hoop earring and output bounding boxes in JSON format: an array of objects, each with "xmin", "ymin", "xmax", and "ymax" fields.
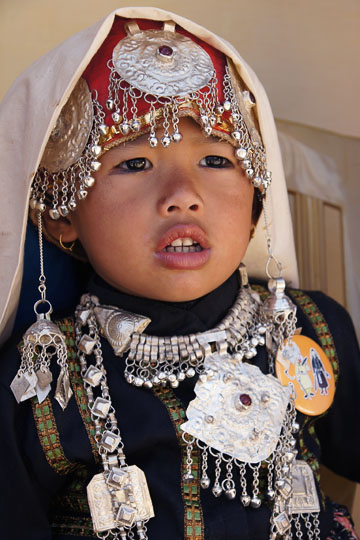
[{"xmin": 59, "ymin": 234, "xmax": 75, "ymax": 252}]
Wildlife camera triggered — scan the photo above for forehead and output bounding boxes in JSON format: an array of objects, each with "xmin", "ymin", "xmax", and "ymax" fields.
[{"xmin": 101, "ymin": 117, "xmax": 233, "ymax": 158}]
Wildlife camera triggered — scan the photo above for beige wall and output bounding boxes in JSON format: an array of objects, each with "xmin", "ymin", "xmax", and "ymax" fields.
[{"xmin": 2, "ymin": 0, "xmax": 360, "ymax": 137}]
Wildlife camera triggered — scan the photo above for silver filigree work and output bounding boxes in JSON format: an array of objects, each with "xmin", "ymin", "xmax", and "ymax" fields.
[
  {"xmin": 181, "ymin": 358, "xmax": 291, "ymax": 462},
  {"xmin": 112, "ymin": 30, "xmax": 214, "ymax": 97},
  {"xmin": 40, "ymin": 78, "xmax": 93, "ymax": 172},
  {"xmin": 87, "ymin": 467, "xmax": 154, "ymax": 533}
]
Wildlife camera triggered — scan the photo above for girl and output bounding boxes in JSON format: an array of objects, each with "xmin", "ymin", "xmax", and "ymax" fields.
[{"xmin": 0, "ymin": 7, "xmax": 359, "ymax": 540}]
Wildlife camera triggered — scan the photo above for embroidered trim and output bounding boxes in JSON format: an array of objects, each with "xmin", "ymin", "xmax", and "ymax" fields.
[
  {"xmin": 59, "ymin": 318, "xmax": 99, "ymax": 462},
  {"xmin": 50, "ymin": 466, "xmax": 95, "ymax": 537},
  {"xmin": 152, "ymin": 386, "xmax": 204, "ymax": 540},
  {"xmin": 31, "ymin": 396, "xmax": 76, "ymax": 475}
]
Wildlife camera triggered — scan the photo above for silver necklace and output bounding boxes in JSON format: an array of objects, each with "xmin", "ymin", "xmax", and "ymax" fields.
[{"xmin": 75, "ymin": 267, "xmax": 320, "ymax": 540}]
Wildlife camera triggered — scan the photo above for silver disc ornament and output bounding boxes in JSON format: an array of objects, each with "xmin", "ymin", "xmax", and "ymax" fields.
[
  {"xmin": 112, "ymin": 30, "xmax": 215, "ymax": 98},
  {"xmin": 40, "ymin": 78, "xmax": 93, "ymax": 172}
]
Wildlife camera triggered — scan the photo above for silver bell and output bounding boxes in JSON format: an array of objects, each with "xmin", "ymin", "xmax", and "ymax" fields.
[{"xmin": 200, "ymin": 476, "xmax": 211, "ymax": 489}]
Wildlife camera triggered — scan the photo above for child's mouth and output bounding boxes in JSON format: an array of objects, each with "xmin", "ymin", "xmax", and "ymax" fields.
[{"xmin": 162, "ymin": 237, "xmax": 203, "ymax": 253}]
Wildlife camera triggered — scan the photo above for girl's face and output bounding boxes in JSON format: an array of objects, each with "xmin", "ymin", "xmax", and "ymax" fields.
[{"xmin": 60, "ymin": 118, "xmax": 254, "ymax": 301}]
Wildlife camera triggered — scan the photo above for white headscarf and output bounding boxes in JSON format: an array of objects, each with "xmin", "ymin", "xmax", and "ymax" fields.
[{"xmin": 0, "ymin": 7, "xmax": 298, "ymax": 346}]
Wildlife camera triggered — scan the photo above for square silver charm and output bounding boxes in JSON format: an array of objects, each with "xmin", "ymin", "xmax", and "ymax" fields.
[
  {"xmin": 273, "ymin": 512, "xmax": 291, "ymax": 534},
  {"xmin": 83, "ymin": 365, "xmax": 103, "ymax": 387},
  {"xmin": 288, "ymin": 460, "xmax": 320, "ymax": 514},
  {"xmin": 92, "ymin": 397, "xmax": 111, "ymax": 418},
  {"xmin": 100, "ymin": 431, "xmax": 121, "ymax": 453}
]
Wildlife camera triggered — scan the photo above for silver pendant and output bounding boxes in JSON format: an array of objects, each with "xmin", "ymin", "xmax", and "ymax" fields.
[
  {"xmin": 10, "ymin": 372, "xmax": 37, "ymax": 403},
  {"xmin": 40, "ymin": 78, "xmax": 93, "ymax": 172},
  {"xmin": 288, "ymin": 460, "xmax": 320, "ymax": 514},
  {"xmin": 112, "ymin": 29, "xmax": 214, "ymax": 98},
  {"xmin": 94, "ymin": 305, "xmax": 151, "ymax": 356},
  {"xmin": 181, "ymin": 352, "xmax": 291, "ymax": 463},
  {"xmin": 87, "ymin": 466, "xmax": 154, "ymax": 533},
  {"xmin": 55, "ymin": 367, "xmax": 73, "ymax": 410}
]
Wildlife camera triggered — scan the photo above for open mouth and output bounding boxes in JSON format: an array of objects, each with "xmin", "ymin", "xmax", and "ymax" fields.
[{"xmin": 162, "ymin": 237, "xmax": 203, "ymax": 253}]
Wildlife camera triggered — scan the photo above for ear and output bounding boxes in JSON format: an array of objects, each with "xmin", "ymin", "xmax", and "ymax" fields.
[{"xmin": 42, "ymin": 211, "xmax": 79, "ymax": 244}]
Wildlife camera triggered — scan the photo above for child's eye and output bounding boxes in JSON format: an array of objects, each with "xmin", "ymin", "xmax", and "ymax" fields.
[
  {"xmin": 199, "ymin": 155, "xmax": 233, "ymax": 168},
  {"xmin": 115, "ymin": 158, "xmax": 152, "ymax": 172}
]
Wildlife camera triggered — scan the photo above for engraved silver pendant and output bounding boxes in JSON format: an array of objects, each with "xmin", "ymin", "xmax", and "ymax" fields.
[
  {"xmin": 93, "ymin": 305, "xmax": 151, "ymax": 355},
  {"xmin": 40, "ymin": 78, "xmax": 93, "ymax": 172},
  {"xmin": 181, "ymin": 351, "xmax": 291, "ymax": 462},
  {"xmin": 112, "ymin": 29, "xmax": 214, "ymax": 98},
  {"xmin": 87, "ymin": 466, "xmax": 154, "ymax": 533}
]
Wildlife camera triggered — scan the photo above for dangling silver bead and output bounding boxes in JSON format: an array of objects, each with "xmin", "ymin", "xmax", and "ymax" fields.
[
  {"xmin": 212, "ymin": 484, "xmax": 223, "ymax": 498},
  {"xmin": 200, "ymin": 476, "xmax": 210, "ymax": 489},
  {"xmin": 134, "ymin": 377, "xmax": 144, "ymax": 387},
  {"xmin": 241, "ymin": 159, "xmax": 252, "ymax": 169},
  {"xmin": 292, "ymin": 422, "xmax": 300, "ymax": 433},
  {"xmin": 250, "ymin": 496, "xmax": 262, "ymax": 508},
  {"xmin": 125, "ymin": 373, "xmax": 135, "ymax": 385},
  {"xmin": 266, "ymin": 489, "xmax": 276, "ymax": 501},
  {"xmin": 245, "ymin": 168, "xmax": 255, "ymax": 178},
  {"xmin": 183, "ymin": 472, "xmax": 195, "ymax": 481},
  {"xmin": 58, "ymin": 204, "xmax": 69, "ymax": 217},
  {"xmin": 231, "ymin": 112, "xmax": 240, "ymax": 122},
  {"xmin": 186, "ymin": 368, "xmax": 196, "ymax": 378},
  {"xmin": 84, "ymin": 176, "xmax": 95, "ymax": 188},
  {"xmin": 149, "ymin": 136, "xmax": 158, "ymax": 148},
  {"xmin": 215, "ymin": 104, "xmax": 225, "ymax": 115},
  {"xmin": 232, "ymin": 130, "xmax": 242, "ymax": 141},
  {"xmin": 112, "ymin": 111, "xmax": 121, "ymax": 124},
  {"xmin": 172, "ymin": 131, "xmax": 183, "ymax": 143},
  {"xmin": 106, "ymin": 99, "xmax": 115, "ymax": 110},
  {"xmin": 49, "ymin": 208, "xmax": 60, "ymax": 220},
  {"xmin": 99, "ymin": 124, "xmax": 109, "ymax": 136},
  {"xmin": 143, "ymin": 380, "xmax": 153, "ymax": 389},
  {"xmin": 252, "ymin": 176, "xmax": 262, "ymax": 188},
  {"xmin": 235, "ymin": 147, "xmax": 248, "ymax": 160},
  {"xmin": 92, "ymin": 145, "xmax": 102, "ymax": 157},
  {"xmin": 204, "ymin": 126, "xmax": 212, "ymax": 136},
  {"xmin": 200, "ymin": 114, "xmax": 209, "ymax": 126},
  {"xmin": 91, "ymin": 161, "xmax": 101, "ymax": 172},
  {"xmin": 209, "ymin": 115, "xmax": 217, "ymax": 127},
  {"xmin": 36, "ymin": 201, "xmax": 46, "ymax": 213},
  {"xmin": 131, "ymin": 119, "xmax": 141, "ymax": 132},
  {"xmin": 68, "ymin": 200, "xmax": 77, "ymax": 211},
  {"xmin": 281, "ymin": 464, "xmax": 290, "ymax": 476},
  {"xmin": 225, "ymin": 488, "xmax": 236, "ymax": 500},
  {"xmin": 223, "ymin": 100, "xmax": 231, "ymax": 111},
  {"xmin": 241, "ymin": 495, "xmax": 251, "ymax": 507},
  {"xmin": 77, "ymin": 189, "xmax": 88, "ymax": 200},
  {"xmin": 161, "ymin": 135, "xmax": 171, "ymax": 147},
  {"xmin": 120, "ymin": 122, "xmax": 130, "ymax": 135}
]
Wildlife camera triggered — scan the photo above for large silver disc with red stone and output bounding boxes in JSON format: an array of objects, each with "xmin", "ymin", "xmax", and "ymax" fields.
[
  {"xmin": 112, "ymin": 30, "xmax": 214, "ymax": 97},
  {"xmin": 181, "ymin": 355, "xmax": 291, "ymax": 463}
]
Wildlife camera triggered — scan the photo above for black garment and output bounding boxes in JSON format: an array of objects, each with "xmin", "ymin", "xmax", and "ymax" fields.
[{"xmin": 0, "ymin": 272, "xmax": 359, "ymax": 540}]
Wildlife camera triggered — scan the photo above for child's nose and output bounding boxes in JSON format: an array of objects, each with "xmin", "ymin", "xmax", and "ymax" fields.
[{"xmin": 157, "ymin": 175, "xmax": 204, "ymax": 216}]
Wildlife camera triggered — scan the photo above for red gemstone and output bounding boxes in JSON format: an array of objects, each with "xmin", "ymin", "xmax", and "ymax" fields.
[
  {"xmin": 239, "ymin": 393, "xmax": 252, "ymax": 407},
  {"xmin": 158, "ymin": 45, "xmax": 173, "ymax": 57}
]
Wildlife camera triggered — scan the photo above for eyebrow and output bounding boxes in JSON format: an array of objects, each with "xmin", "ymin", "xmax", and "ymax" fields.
[{"xmin": 121, "ymin": 132, "xmax": 229, "ymax": 149}]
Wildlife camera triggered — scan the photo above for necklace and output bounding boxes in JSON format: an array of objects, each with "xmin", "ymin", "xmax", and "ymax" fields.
[{"xmin": 75, "ymin": 267, "xmax": 321, "ymax": 540}]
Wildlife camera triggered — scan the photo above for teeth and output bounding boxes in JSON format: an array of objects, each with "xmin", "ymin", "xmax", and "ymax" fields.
[
  {"xmin": 163, "ymin": 243, "xmax": 202, "ymax": 253},
  {"xmin": 170, "ymin": 237, "xmax": 195, "ymax": 247}
]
